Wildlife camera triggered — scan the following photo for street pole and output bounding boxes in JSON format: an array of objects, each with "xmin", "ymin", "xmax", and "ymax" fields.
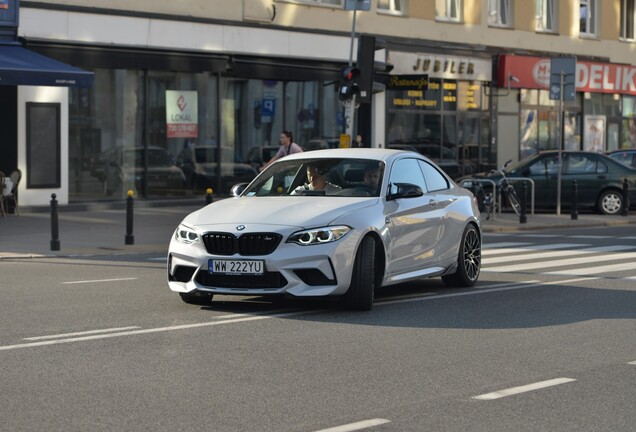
[
  {"xmin": 556, "ymin": 71, "xmax": 564, "ymax": 216},
  {"xmin": 345, "ymin": 9, "xmax": 357, "ymax": 140}
]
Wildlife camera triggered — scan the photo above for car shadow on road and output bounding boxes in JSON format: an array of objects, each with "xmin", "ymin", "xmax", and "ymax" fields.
[{"xmin": 200, "ymin": 281, "xmax": 636, "ymax": 330}]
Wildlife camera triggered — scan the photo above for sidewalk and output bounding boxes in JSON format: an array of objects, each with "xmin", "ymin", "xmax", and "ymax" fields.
[{"xmin": 1, "ymin": 199, "xmax": 635, "ymax": 259}]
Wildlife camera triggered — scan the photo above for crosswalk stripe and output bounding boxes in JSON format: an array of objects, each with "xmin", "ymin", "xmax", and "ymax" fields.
[
  {"xmin": 482, "ymin": 243, "xmax": 588, "ymax": 258},
  {"xmin": 483, "ymin": 242, "xmax": 530, "ymax": 248},
  {"xmin": 483, "ymin": 248, "xmax": 592, "ymax": 264},
  {"xmin": 484, "ymin": 249, "xmax": 636, "ymax": 273},
  {"xmin": 545, "ymin": 261, "xmax": 636, "ymax": 276}
]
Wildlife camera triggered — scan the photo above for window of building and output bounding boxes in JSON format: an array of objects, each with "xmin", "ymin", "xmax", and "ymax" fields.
[
  {"xmin": 276, "ymin": 0, "xmax": 344, "ymax": 7},
  {"xmin": 436, "ymin": 0, "xmax": 461, "ymax": 22},
  {"xmin": 536, "ymin": 0, "xmax": 557, "ymax": 32},
  {"xmin": 488, "ymin": 0, "xmax": 512, "ymax": 27},
  {"xmin": 621, "ymin": 0, "xmax": 636, "ymax": 40},
  {"xmin": 579, "ymin": 0, "xmax": 597, "ymax": 37},
  {"xmin": 378, "ymin": 0, "xmax": 406, "ymax": 15}
]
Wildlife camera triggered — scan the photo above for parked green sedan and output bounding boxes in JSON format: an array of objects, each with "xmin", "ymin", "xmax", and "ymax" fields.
[{"xmin": 466, "ymin": 151, "xmax": 636, "ymax": 215}]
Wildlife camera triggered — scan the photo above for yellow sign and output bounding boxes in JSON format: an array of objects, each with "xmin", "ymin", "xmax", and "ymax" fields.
[{"xmin": 339, "ymin": 134, "xmax": 351, "ymax": 148}]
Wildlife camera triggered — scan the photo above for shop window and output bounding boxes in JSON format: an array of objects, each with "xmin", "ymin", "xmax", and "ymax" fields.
[
  {"xmin": 488, "ymin": 0, "xmax": 512, "ymax": 27},
  {"xmin": 621, "ymin": 0, "xmax": 636, "ymax": 40},
  {"xmin": 436, "ymin": 0, "xmax": 462, "ymax": 22},
  {"xmin": 579, "ymin": 0, "xmax": 597, "ymax": 37},
  {"xmin": 536, "ymin": 0, "xmax": 557, "ymax": 32},
  {"xmin": 378, "ymin": 0, "xmax": 406, "ymax": 15}
]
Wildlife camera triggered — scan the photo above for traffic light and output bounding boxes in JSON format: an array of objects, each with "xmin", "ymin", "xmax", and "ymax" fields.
[
  {"xmin": 338, "ymin": 66, "xmax": 361, "ymax": 101},
  {"xmin": 357, "ymin": 35, "xmax": 394, "ymax": 104}
]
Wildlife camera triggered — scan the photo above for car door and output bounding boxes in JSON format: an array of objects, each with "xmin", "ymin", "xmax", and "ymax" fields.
[
  {"xmin": 518, "ymin": 154, "xmax": 560, "ymax": 208},
  {"xmin": 384, "ymin": 157, "xmax": 445, "ymax": 276}
]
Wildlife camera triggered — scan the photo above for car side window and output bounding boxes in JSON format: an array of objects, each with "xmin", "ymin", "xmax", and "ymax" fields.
[
  {"xmin": 418, "ymin": 160, "xmax": 449, "ymax": 191},
  {"xmin": 388, "ymin": 158, "xmax": 428, "ymax": 194},
  {"xmin": 566, "ymin": 155, "xmax": 597, "ymax": 174}
]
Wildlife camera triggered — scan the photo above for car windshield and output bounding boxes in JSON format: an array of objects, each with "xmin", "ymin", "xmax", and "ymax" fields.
[{"xmin": 243, "ymin": 158, "xmax": 385, "ymax": 197}]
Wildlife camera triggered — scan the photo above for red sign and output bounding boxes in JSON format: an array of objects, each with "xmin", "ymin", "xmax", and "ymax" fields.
[{"xmin": 498, "ymin": 55, "xmax": 636, "ymax": 96}]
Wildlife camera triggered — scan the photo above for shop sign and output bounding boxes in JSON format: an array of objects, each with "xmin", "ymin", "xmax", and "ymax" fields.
[
  {"xmin": 165, "ymin": 90, "xmax": 198, "ymax": 138},
  {"xmin": 388, "ymin": 76, "xmax": 481, "ymax": 111},
  {"xmin": 0, "ymin": 0, "xmax": 18, "ymax": 28},
  {"xmin": 390, "ymin": 52, "xmax": 492, "ymax": 81},
  {"xmin": 499, "ymin": 55, "xmax": 636, "ymax": 96}
]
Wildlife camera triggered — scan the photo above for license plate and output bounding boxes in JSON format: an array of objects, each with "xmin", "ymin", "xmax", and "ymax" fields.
[{"xmin": 208, "ymin": 259, "xmax": 264, "ymax": 275}]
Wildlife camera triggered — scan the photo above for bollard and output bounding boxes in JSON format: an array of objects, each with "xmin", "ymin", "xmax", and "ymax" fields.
[
  {"xmin": 519, "ymin": 183, "xmax": 527, "ymax": 224},
  {"xmin": 570, "ymin": 180, "xmax": 578, "ymax": 220},
  {"xmin": 125, "ymin": 190, "xmax": 135, "ymax": 245},
  {"xmin": 621, "ymin": 178, "xmax": 629, "ymax": 217},
  {"xmin": 50, "ymin": 193, "xmax": 60, "ymax": 251},
  {"xmin": 205, "ymin": 188, "xmax": 214, "ymax": 205}
]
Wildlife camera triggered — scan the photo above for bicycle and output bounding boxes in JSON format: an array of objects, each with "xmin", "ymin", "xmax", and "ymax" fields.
[
  {"xmin": 462, "ymin": 179, "xmax": 494, "ymax": 220},
  {"xmin": 496, "ymin": 160, "xmax": 521, "ymax": 216}
]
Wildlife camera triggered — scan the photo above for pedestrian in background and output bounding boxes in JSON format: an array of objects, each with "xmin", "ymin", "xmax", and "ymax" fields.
[{"xmin": 261, "ymin": 130, "xmax": 303, "ymax": 171}]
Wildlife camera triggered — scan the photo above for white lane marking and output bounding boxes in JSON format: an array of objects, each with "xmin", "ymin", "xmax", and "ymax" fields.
[
  {"xmin": 484, "ymin": 242, "xmax": 531, "ymax": 248},
  {"xmin": 518, "ymin": 234, "xmax": 562, "ymax": 238},
  {"xmin": 628, "ymin": 361, "xmax": 636, "ymax": 365},
  {"xmin": 472, "ymin": 378, "xmax": 577, "ymax": 400},
  {"xmin": 147, "ymin": 257, "xmax": 167, "ymax": 261},
  {"xmin": 484, "ymin": 248, "xmax": 636, "ymax": 273},
  {"xmin": 545, "ymin": 262, "xmax": 636, "ymax": 276},
  {"xmin": 313, "ymin": 419, "xmax": 390, "ymax": 432},
  {"xmin": 0, "ymin": 310, "xmax": 313, "ymax": 352},
  {"xmin": 0, "ymin": 277, "xmax": 597, "ymax": 352},
  {"xmin": 63, "ymin": 277, "xmax": 138, "ymax": 285},
  {"xmin": 569, "ymin": 235, "xmax": 612, "ymax": 239},
  {"xmin": 24, "ymin": 326, "xmax": 142, "ymax": 341}
]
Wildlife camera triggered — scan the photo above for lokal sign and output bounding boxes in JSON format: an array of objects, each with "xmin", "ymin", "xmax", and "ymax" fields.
[
  {"xmin": 499, "ymin": 55, "xmax": 636, "ymax": 95},
  {"xmin": 165, "ymin": 90, "xmax": 198, "ymax": 138}
]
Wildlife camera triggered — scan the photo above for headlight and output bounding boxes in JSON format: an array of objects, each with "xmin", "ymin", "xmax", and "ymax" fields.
[
  {"xmin": 287, "ymin": 226, "xmax": 350, "ymax": 246},
  {"xmin": 174, "ymin": 224, "xmax": 200, "ymax": 244}
]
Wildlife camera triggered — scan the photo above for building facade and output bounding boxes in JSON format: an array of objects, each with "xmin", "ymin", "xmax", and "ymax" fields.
[{"xmin": 3, "ymin": 0, "xmax": 636, "ymax": 205}]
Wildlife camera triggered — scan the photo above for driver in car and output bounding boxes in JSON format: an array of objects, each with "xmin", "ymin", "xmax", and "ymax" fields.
[{"xmin": 292, "ymin": 164, "xmax": 341, "ymax": 195}]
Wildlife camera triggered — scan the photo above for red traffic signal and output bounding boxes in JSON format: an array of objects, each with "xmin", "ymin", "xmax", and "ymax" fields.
[{"xmin": 341, "ymin": 66, "xmax": 360, "ymax": 82}]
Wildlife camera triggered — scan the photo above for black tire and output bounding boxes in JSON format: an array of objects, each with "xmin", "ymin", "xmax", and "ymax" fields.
[
  {"xmin": 343, "ymin": 236, "xmax": 376, "ymax": 311},
  {"xmin": 179, "ymin": 291, "xmax": 214, "ymax": 305},
  {"xmin": 597, "ymin": 190, "xmax": 623, "ymax": 215},
  {"xmin": 442, "ymin": 224, "xmax": 481, "ymax": 288}
]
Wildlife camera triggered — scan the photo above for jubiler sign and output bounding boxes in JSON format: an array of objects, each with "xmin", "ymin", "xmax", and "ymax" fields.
[
  {"xmin": 499, "ymin": 55, "xmax": 636, "ymax": 95},
  {"xmin": 165, "ymin": 90, "xmax": 198, "ymax": 138}
]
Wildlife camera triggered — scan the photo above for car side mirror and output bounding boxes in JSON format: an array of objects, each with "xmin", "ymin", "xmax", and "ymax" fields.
[
  {"xmin": 230, "ymin": 182, "xmax": 249, "ymax": 197},
  {"xmin": 387, "ymin": 182, "xmax": 424, "ymax": 201}
]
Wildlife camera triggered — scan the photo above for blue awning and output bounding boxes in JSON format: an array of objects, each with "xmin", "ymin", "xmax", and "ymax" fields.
[{"xmin": 0, "ymin": 44, "xmax": 93, "ymax": 87}]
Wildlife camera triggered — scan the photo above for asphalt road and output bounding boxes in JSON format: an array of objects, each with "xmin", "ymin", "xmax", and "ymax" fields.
[{"xmin": 0, "ymin": 225, "xmax": 635, "ymax": 431}]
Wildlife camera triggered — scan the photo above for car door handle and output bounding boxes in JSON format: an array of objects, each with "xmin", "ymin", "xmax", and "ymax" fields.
[{"xmin": 428, "ymin": 199, "xmax": 438, "ymax": 207}]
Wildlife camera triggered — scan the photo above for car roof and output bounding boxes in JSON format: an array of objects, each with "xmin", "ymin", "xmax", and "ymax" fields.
[{"xmin": 281, "ymin": 148, "xmax": 415, "ymax": 163}]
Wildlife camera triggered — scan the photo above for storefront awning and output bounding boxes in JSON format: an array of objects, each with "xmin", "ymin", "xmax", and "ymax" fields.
[{"xmin": 0, "ymin": 44, "xmax": 93, "ymax": 87}]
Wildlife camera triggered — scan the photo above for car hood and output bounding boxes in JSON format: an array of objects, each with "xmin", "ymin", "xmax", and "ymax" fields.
[{"xmin": 181, "ymin": 196, "xmax": 378, "ymax": 229}]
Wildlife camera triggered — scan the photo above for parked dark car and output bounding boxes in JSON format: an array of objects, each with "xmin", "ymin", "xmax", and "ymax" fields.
[
  {"xmin": 464, "ymin": 150, "xmax": 636, "ymax": 215},
  {"xmin": 607, "ymin": 149, "xmax": 636, "ymax": 168},
  {"xmin": 176, "ymin": 146, "xmax": 258, "ymax": 193},
  {"xmin": 101, "ymin": 146, "xmax": 187, "ymax": 196}
]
